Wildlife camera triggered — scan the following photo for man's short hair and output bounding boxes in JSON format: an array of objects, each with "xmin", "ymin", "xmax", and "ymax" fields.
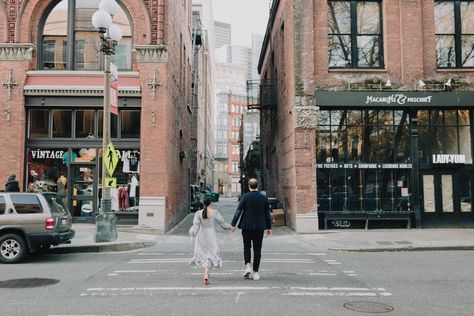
[{"xmin": 248, "ymin": 178, "xmax": 258, "ymax": 190}]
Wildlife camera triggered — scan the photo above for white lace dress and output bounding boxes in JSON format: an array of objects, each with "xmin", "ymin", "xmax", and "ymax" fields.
[{"xmin": 189, "ymin": 209, "xmax": 230, "ymax": 268}]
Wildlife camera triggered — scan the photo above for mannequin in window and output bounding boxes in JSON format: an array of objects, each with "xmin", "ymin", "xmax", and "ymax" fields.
[{"xmin": 57, "ymin": 174, "xmax": 67, "ymax": 201}]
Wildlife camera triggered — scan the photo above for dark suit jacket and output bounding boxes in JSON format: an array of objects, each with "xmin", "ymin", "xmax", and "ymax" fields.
[{"xmin": 231, "ymin": 191, "xmax": 272, "ymax": 230}]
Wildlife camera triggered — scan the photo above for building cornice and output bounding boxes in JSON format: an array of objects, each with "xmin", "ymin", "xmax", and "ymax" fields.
[
  {"xmin": 134, "ymin": 45, "xmax": 169, "ymax": 63},
  {"xmin": 23, "ymin": 85, "xmax": 141, "ymax": 97},
  {"xmin": 0, "ymin": 43, "xmax": 35, "ymax": 61}
]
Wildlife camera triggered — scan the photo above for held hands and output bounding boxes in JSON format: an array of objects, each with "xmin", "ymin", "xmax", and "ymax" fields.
[
  {"xmin": 230, "ymin": 226, "xmax": 236, "ymax": 232},
  {"xmin": 265, "ymin": 229, "xmax": 272, "ymax": 237}
]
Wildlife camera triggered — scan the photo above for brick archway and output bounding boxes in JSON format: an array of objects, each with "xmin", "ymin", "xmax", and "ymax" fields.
[{"xmin": 16, "ymin": 0, "xmax": 152, "ymax": 46}]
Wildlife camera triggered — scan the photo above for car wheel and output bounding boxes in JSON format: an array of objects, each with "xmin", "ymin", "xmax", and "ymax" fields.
[{"xmin": 0, "ymin": 234, "xmax": 28, "ymax": 264}]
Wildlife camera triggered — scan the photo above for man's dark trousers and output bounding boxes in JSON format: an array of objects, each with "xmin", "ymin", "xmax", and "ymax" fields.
[{"xmin": 242, "ymin": 229, "xmax": 264, "ymax": 272}]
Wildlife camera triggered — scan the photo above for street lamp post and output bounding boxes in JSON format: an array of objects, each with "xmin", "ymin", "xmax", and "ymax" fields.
[{"xmin": 92, "ymin": 0, "xmax": 122, "ymax": 242}]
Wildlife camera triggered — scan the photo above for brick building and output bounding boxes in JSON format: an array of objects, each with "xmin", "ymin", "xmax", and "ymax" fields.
[
  {"xmin": 0, "ymin": 0, "xmax": 195, "ymax": 232},
  {"xmin": 258, "ymin": 0, "xmax": 474, "ymax": 231}
]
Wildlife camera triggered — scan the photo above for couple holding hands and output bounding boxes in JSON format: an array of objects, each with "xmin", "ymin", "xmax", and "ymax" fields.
[{"xmin": 189, "ymin": 178, "xmax": 272, "ymax": 285}]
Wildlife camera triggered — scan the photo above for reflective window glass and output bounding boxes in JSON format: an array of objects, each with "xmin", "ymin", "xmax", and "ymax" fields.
[
  {"xmin": 423, "ymin": 175, "xmax": 436, "ymax": 212},
  {"xmin": 459, "ymin": 173, "xmax": 472, "ymax": 212},
  {"xmin": 121, "ymin": 110, "xmax": 141, "ymax": 138},
  {"xmin": 459, "ymin": 126, "xmax": 472, "ymax": 163},
  {"xmin": 98, "ymin": 110, "xmax": 118, "ymax": 139},
  {"xmin": 40, "ymin": 0, "xmax": 132, "ymax": 70},
  {"xmin": 42, "ymin": 0, "xmax": 68, "ymax": 69},
  {"xmin": 75, "ymin": 110, "xmax": 95, "ymax": 138},
  {"xmin": 52, "ymin": 110, "xmax": 72, "ymax": 138},
  {"xmin": 29, "ymin": 109, "xmax": 49, "ymax": 138},
  {"xmin": 328, "ymin": 0, "xmax": 382, "ymax": 68},
  {"xmin": 11, "ymin": 194, "xmax": 42, "ymax": 214},
  {"xmin": 435, "ymin": 1, "xmax": 474, "ymax": 68},
  {"xmin": 0, "ymin": 196, "xmax": 5, "ymax": 214}
]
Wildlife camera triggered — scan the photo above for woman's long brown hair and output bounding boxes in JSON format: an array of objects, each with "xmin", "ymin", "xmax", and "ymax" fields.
[{"xmin": 202, "ymin": 198, "xmax": 212, "ymax": 219}]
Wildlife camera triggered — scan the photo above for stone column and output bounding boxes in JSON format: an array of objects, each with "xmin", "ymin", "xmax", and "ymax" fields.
[
  {"xmin": 294, "ymin": 100, "xmax": 319, "ymax": 232},
  {"xmin": 0, "ymin": 44, "xmax": 35, "ymax": 189}
]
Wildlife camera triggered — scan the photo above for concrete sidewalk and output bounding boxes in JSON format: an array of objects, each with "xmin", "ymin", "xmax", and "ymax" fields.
[
  {"xmin": 48, "ymin": 221, "xmax": 474, "ymax": 254},
  {"xmin": 48, "ymin": 224, "xmax": 159, "ymax": 254},
  {"xmin": 299, "ymin": 228, "xmax": 474, "ymax": 252}
]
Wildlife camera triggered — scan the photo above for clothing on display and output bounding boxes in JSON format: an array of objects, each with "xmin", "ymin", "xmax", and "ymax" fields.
[{"xmin": 122, "ymin": 150, "xmax": 140, "ymax": 173}]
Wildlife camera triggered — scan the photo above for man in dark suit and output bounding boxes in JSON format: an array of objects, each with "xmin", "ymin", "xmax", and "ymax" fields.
[{"xmin": 231, "ymin": 178, "xmax": 271, "ymax": 281}]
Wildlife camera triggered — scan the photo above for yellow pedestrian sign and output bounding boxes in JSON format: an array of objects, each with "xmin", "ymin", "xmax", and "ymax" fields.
[
  {"xmin": 104, "ymin": 142, "xmax": 118, "ymax": 177},
  {"xmin": 104, "ymin": 177, "xmax": 117, "ymax": 188}
]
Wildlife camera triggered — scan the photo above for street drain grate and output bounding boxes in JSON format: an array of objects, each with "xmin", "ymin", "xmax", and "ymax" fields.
[
  {"xmin": 0, "ymin": 278, "xmax": 60, "ymax": 288},
  {"xmin": 344, "ymin": 301, "xmax": 394, "ymax": 313}
]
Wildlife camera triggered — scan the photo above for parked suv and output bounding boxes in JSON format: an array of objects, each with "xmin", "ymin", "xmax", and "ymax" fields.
[{"xmin": 0, "ymin": 192, "xmax": 75, "ymax": 263}]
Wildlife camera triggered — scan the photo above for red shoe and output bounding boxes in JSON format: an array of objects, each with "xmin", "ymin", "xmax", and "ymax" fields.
[{"xmin": 204, "ymin": 277, "xmax": 209, "ymax": 285}]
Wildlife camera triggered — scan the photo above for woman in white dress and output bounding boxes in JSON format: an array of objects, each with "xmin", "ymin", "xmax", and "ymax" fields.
[{"xmin": 189, "ymin": 198, "xmax": 230, "ymax": 285}]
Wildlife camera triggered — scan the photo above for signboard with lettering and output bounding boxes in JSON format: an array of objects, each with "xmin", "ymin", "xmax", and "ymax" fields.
[
  {"xmin": 317, "ymin": 163, "xmax": 413, "ymax": 169},
  {"xmin": 315, "ymin": 91, "xmax": 474, "ymax": 107},
  {"xmin": 110, "ymin": 81, "xmax": 119, "ymax": 116},
  {"xmin": 432, "ymin": 154, "xmax": 466, "ymax": 164}
]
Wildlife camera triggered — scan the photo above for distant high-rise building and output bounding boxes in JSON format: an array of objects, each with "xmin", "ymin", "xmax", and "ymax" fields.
[
  {"xmin": 214, "ymin": 21, "xmax": 231, "ymax": 49},
  {"xmin": 251, "ymin": 33, "xmax": 264, "ymax": 79}
]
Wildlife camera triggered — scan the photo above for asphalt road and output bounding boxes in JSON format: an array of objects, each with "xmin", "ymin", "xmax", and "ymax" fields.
[{"xmin": 1, "ymin": 199, "xmax": 473, "ymax": 316}]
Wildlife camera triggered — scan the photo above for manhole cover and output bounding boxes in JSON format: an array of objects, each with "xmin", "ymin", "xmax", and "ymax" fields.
[
  {"xmin": 344, "ymin": 301, "xmax": 394, "ymax": 313},
  {"xmin": 0, "ymin": 278, "xmax": 60, "ymax": 288}
]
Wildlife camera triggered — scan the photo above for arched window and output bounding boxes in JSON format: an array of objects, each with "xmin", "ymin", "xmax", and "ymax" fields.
[{"xmin": 40, "ymin": 0, "xmax": 133, "ymax": 70}]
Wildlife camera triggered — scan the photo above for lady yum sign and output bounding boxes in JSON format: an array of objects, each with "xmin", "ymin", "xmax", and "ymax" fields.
[{"xmin": 432, "ymin": 154, "xmax": 466, "ymax": 164}]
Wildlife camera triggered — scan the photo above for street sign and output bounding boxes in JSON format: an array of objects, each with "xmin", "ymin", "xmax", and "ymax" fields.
[
  {"xmin": 110, "ymin": 80, "xmax": 118, "ymax": 115},
  {"xmin": 104, "ymin": 142, "xmax": 119, "ymax": 177},
  {"xmin": 104, "ymin": 177, "xmax": 117, "ymax": 188},
  {"xmin": 110, "ymin": 62, "xmax": 118, "ymax": 82}
]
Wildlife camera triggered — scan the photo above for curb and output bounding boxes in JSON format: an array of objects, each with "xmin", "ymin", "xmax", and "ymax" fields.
[
  {"xmin": 47, "ymin": 241, "xmax": 156, "ymax": 254},
  {"xmin": 330, "ymin": 245, "xmax": 474, "ymax": 252}
]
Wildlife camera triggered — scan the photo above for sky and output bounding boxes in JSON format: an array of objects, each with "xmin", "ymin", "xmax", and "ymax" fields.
[{"xmin": 212, "ymin": 0, "xmax": 271, "ymax": 47}]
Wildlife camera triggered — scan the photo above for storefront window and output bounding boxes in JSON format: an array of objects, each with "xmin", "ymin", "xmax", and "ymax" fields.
[
  {"xmin": 27, "ymin": 148, "xmax": 68, "ymax": 194},
  {"xmin": 76, "ymin": 110, "xmax": 96, "ymax": 138},
  {"xmin": 98, "ymin": 110, "xmax": 118, "ymax": 139},
  {"xmin": 29, "ymin": 109, "xmax": 49, "ymax": 138},
  {"xmin": 418, "ymin": 110, "xmax": 472, "ymax": 163},
  {"xmin": 52, "ymin": 110, "xmax": 72, "ymax": 138},
  {"xmin": 121, "ymin": 110, "xmax": 141, "ymax": 138}
]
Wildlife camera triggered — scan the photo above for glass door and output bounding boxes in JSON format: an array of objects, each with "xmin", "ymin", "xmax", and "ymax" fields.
[
  {"xmin": 69, "ymin": 164, "xmax": 96, "ymax": 220},
  {"xmin": 421, "ymin": 171, "xmax": 474, "ymax": 227}
]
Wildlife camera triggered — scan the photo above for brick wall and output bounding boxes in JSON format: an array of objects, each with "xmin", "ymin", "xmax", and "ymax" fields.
[
  {"xmin": 0, "ymin": 0, "xmax": 194, "ymax": 231},
  {"xmin": 0, "ymin": 61, "xmax": 30, "ymax": 188},
  {"xmin": 259, "ymin": 0, "xmax": 474, "ymax": 231}
]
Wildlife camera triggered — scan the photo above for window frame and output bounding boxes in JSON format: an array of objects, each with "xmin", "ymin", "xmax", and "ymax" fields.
[
  {"xmin": 435, "ymin": 0, "xmax": 474, "ymax": 68},
  {"xmin": 28, "ymin": 108, "xmax": 141, "ymax": 140},
  {"xmin": 327, "ymin": 0, "xmax": 384, "ymax": 69},
  {"xmin": 38, "ymin": 0, "xmax": 133, "ymax": 71}
]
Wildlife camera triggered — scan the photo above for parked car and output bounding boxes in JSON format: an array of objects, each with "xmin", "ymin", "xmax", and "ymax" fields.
[
  {"xmin": 190, "ymin": 185, "xmax": 204, "ymax": 212},
  {"xmin": 0, "ymin": 192, "xmax": 75, "ymax": 263}
]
